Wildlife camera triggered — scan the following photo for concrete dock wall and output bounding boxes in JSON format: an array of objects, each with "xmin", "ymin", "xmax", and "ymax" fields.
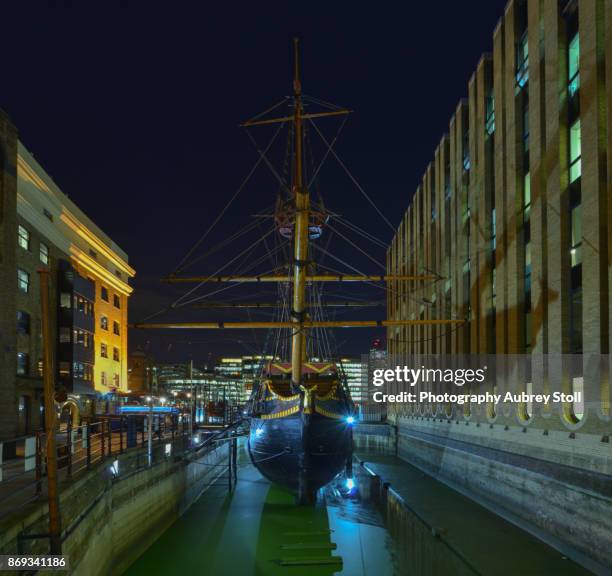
[
  {"xmin": 395, "ymin": 416, "xmax": 612, "ymax": 573},
  {"xmin": 0, "ymin": 441, "xmax": 229, "ymax": 576}
]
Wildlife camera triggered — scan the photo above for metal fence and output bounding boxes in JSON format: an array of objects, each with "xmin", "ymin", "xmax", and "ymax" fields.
[{"xmin": 0, "ymin": 414, "xmax": 208, "ymax": 522}]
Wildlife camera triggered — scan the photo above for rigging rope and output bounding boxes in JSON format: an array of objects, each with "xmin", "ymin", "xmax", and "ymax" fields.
[
  {"xmin": 308, "ymin": 119, "xmax": 396, "ymax": 233},
  {"xmin": 171, "ymin": 122, "xmax": 285, "ymax": 276}
]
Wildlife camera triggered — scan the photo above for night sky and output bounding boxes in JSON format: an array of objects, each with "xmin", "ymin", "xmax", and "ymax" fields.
[{"xmin": 1, "ymin": 1, "xmax": 507, "ymax": 363}]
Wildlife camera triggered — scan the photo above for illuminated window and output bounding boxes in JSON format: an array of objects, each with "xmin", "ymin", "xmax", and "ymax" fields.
[
  {"xmin": 40, "ymin": 242, "xmax": 49, "ymax": 265},
  {"xmin": 568, "ymin": 33, "xmax": 580, "ymax": 97},
  {"xmin": 101, "ymin": 286, "xmax": 109, "ymax": 301},
  {"xmin": 17, "ymin": 352, "xmax": 29, "ymax": 376},
  {"xmin": 101, "ymin": 343, "xmax": 108, "ymax": 358},
  {"xmin": 516, "ymin": 31, "xmax": 529, "ymax": 88},
  {"xmin": 18, "ymin": 225, "xmax": 30, "ymax": 251},
  {"xmin": 17, "ymin": 269, "xmax": 30, "ymax": 293},
  {"xmin": 569, "ymin": 120, "xmax": 581, "ymax": 183},
  {"xmin": 60, "ymin": 292, "xmax": 72, "ymax": 309},
  {"xmin": 101, "ymin": 315, "xmax": 109, "ymax": 330},
  {"xmin": 17, "ymin": 311, "xmax": 30, "ymax": 334},
  {"xmin": 485, "ymin": 92, "xmax": 495, "ymax": 135},
  {"xmin": 60, "ymin": 327, "xmax": 71, "ymax": 343},
  {"xmin": 570, "ymin": 204, "xmax": 582, "ymax": 267}
]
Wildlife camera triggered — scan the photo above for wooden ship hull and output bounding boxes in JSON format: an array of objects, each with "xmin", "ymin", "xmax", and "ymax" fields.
[{"xmin": 248, "ymin": 362, "xmax": 353, "ymax": 497}]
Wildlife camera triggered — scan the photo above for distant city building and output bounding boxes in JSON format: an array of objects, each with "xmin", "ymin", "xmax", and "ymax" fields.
[
  {"xmin": 0, "ymin": 113, "xmax": 134, "ymax": 439},
  {"xmin": 128, "ymin": 349, "xmax": 157, "ymax": 393}
]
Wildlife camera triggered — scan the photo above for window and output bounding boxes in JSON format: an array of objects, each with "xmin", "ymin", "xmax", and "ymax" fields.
[
  {"xmin": 516, "ymin": 31, "xmax": 529, "ymax": 88},
  {"xmin": 568, "ymin": 33, "xmax": 580, "ymax": 97},
  {"xmin": 18, "ymin": 225, "xmax": 30, "ymax": 251},
  {"xmin": 113, "ymin": 321, "xmax": 120, "ymax": 336},
  {"xmin": 43, "ymin": 208, "xmax": 53, "ymax": 221},
  {"xmin": 113, "ymin": 294, "xmax": 121, "ymax": 308},
  {"xmin": 59, "ymin": 361, "xmax": 70, "ymax": 377},
  {"xmin": 101, "ymin": 286, "xmax": 109, "ymax": 301},
  {"xmin": 60, "ymin": 292, "xmax": 72, "ymax": 309},
  {"xmin": 113, "ymin": 374, "xmax": 120, "ymax": 388},
  {"xmin": 101, "ymin": 315, "xmax": 109, "ymax": 330},
  {"xmin": 17, "ymin": 352, "xmax": 29, "ymax": 376},
  {"xmin": 59, "ymin": 327, "xmax": 71, "ymax": 343},
  {"xmin": 485, "ymin": 92, "xmax": 495, "ymax": 135},
  {"xmin": 570, "ymin": 204, "xmax": 582, "ymax": 267},
  {"xmin": 17, "ymin": 269, "xmax": 30, "ymax": 293},
  {"xmin": 569, "ymin": 120, "xmax": 581, "ymax": 183},
  {"xmin": 101, "ymin": 371, "xmax": 107, "ymax": 387},
  {"xmin": 113, "ymin": 347, "xmax": 120, "ymax": 362},
  {"xmin": 101, "ymin": 343, "xmax": 108, "ymax": 358},
  {"xmin": 40, "ymin": 243, "xmax": 49, "ymax": 265},
  {"xmin": 17, "ymin": 311, "xmax": 30, "ymax": 334}
]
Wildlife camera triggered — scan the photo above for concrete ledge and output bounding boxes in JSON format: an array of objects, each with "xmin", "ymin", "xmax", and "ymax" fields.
[{"xmin": 397, "ymin": 422, "xmax": 612, "ymax": 573}]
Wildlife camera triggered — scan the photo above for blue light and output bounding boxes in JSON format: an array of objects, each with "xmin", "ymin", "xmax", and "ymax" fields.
[
  {"xmin": 345, "ymin": 478, "xmax": 355, "ymax": 490},
  {"xmin": 255, "ymin": 428, "xmax": 264, "ymax": 437},
  {"xmin": 346, "ymin": 416, "xmax": 355, "ymax": 425}
]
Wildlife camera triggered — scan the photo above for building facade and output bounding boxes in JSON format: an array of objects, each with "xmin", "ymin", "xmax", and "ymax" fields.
[
  {"xmin": 0, "ymin": 114, "xmax": 135, "ymax": 438},
  {"xmin": 386, "ymin": 0, "xmax": 611, "ymax": 569}
]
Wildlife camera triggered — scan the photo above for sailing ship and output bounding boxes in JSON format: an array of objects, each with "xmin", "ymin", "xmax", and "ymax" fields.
[{"xmin": 133, "ymin": 39, "xmax": 461, "ymax": 504}]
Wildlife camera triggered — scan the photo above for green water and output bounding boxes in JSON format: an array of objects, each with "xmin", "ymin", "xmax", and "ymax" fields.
[{"xmin": 124, "ymin": 449, "xmax": 594, "ymax": 576}]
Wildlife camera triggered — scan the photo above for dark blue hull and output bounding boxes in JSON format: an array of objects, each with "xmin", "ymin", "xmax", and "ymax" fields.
[{"xmin": 248, "ymin": 411, "xmax": 352, "ymax": 494}]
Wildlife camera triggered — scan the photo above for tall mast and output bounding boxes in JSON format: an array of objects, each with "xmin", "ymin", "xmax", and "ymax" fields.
[{"xmin": 290, "ymin": 37, "xmax": 309, "ymax": 388}]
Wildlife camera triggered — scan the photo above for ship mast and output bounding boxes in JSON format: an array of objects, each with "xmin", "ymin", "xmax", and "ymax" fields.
[{"xmin": 290, "ymin": 37, "xmax": 308, "ymax": 389}]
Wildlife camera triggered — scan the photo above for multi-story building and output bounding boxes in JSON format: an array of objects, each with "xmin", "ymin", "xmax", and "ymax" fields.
[
  {"xmin": 386, "ymin": 0, "xmax": 611, "ymax": 569},
  {"xmin": 128, "ymin": 349, "xmax": 157, "ymax": 394},
  {"xmin": 0, "ymin": 111, "xmax": 134, "ymax": 438}
]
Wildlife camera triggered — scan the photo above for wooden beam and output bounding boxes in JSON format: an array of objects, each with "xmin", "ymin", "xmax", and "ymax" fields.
[
  {"xmin": 131, "ymin": 319, "xmax": 464, "ymax": 329},
  {"xmin": 192, "ymin": 301, "xmax": 382, "ymax": 309},
  {"xmin": 163, "ymin": 274, "xmax": 437, "ymax": 283},
  {"xmin": 241, "ymin": 109, "xmax": 352, "ymax": 127}
]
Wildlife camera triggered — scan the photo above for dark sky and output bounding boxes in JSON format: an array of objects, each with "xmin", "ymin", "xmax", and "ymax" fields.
[{"xmin": 1, "ymin": 1, "xmax": 507, "ymax": 364}]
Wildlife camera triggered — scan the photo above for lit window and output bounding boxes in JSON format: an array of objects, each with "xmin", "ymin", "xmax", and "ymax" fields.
[
  {"xmin": 485, "ymin": 92, "xmax": 495, "ymax": 135},
  {"xmin": 17, "ymin": 269, "xmax": 30, "ymax": 293},
  {"xmin": 113, "ymin": 374, "xmax": 120, "ymax": 388},
  {"xmin": 17, "ymin": 311, "xmax": 30, "ymax": 334},
  {"xmin": 59, "ymin": 327, "xmax": 71, "ymax": 343},
  {"xmin": 18, "ymin": 225, "xmax": 30, "ymax": 251},
  {"xmin": 101, "ymin": 315, "xmax": 109, "ymax": 330},
  {"xmin": 60, "ymin": 292, "xmax": 72, "ymax": 309},
  {"xmin": 570, "ymin": 204, "xmax": 582, "ymax": 267},
  {"xmin": 568, "ymin": 33, "xmax": 580, "ymax": 97},
  {"xmin": 569, "ymin": 120, "xmax": 581, "ymax": 183},
  {"xmin": 516, "ymin": 32, "xmax": 529, "ymax": 88},
  {"xmin": 59, "ymin": 361, "xmax": 70, "ymax": 376},
  {"xmin": 40, "ymin": 243, "xmax": 49, "ymax": 265},
  {"xmin": 17, "ymin": 352, "xmax": 29, "ymax": 376},
  {"xmin": 113, "ymin": 294, "xmax": 121, "ymax": 308},
  {"xmin": 101, "ymin": 286, "xmax": 109, "ymax": 301},
  {"xmin": 101, "ymin": 343, "xmax": 108, "ymax": 358}
]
